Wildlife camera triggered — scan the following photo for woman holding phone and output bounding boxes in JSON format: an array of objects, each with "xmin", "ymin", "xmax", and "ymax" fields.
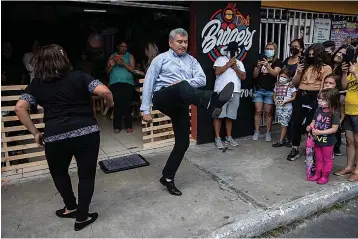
[
  {"xmin": 286, "ymin": 43, "xmax": 332, "ymax": 161},
  {"xmin": 253, "ymin": 42, "xmax": 282, "ymax": 142}
]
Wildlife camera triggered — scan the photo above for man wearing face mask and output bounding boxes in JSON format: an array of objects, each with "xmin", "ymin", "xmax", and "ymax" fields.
[
  {"xmin": 213, "ymin": 41, "xmax": 246, "ymax": 149},
  {"xmin": 322, "ymin": 41, "xmax": 336, "ymax": 66}
]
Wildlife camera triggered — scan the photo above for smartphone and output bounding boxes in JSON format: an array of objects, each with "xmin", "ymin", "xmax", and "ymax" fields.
[
  {"xmin": 260, "ymin": 55, "xmax": 267, "ymax": 61},
  {"xmin": 299, "ymin": 56, "xmax": 306, "ymax": 65},
  {"xmin": 343, "ymin": 46, "xmax": 355, "ymax": 64}
]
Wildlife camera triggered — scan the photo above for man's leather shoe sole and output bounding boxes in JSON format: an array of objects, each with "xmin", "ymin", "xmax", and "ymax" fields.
[{"xmin": 211, "ymin": 82, "xmax": 234, "ymax": 119}]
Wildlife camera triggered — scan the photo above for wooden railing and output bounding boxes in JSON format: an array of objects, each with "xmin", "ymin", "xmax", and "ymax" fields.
[
  {"xmin": 1, "ymin": 85, "xmax": 56, "ymax": 182},
  {"xmin": 138, "ymin": 79, "xmax": 193, "ymax": 149}
]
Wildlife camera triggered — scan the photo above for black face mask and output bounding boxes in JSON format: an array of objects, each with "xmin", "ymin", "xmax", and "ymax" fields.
[
  {"xmin": 324, "ymin": 52, "xmax": 332, "ymax": 64},
  {"xmin": 306, "ymin": 57, "xmax": 315, "ymax": 65},
  {"xmin": 290, "ymin": 48, "xmax": 300, "ymax": 56}
]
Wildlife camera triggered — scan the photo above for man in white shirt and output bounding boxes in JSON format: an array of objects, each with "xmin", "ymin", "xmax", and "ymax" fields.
[{"xmin": 213, "ymin": 41, "xmax": 246, "ymax": 149}]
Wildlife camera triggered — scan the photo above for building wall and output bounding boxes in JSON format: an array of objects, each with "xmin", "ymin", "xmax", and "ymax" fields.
[{"xmin": 261, "ymin": 1, "xmax": 358, "ymax": 15}]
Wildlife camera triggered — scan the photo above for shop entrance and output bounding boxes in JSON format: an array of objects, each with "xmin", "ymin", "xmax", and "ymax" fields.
[{"xmin": 1, "ymin": 1, "xmax": 190, "ymax": 181}]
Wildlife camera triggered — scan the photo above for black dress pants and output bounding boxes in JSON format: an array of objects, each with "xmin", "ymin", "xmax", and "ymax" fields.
[
  {"xmin": 152, "ymin": 81, "xmax": 213, "ymax": 179},
  {"xmin": 45, "ymin": 132, "xmax": 100, "ymax": 221}
]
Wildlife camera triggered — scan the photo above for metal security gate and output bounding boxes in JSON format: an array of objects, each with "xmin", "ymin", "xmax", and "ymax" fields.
[{"xmin": 259, "ymin": 8, "xmax": 288, "ymax": 126}]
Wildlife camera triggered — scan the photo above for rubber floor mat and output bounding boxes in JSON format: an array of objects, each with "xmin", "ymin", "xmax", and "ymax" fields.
[{"xmin": 99, "ymin": 154, "xmax": 150, "ymax": 174}]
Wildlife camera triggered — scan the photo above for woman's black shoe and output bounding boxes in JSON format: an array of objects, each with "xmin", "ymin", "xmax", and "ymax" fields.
[
  {"xmin": 55, "ymin": 207, "xmax": 77, "ymax": 219},
  {"xmin": 74, "ymin": 213, "xmax": 98, "ymax": 231}
]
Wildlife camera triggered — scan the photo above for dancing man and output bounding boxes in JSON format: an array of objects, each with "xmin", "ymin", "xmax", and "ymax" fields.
[{"xmin": 140, "ymin": 28, "xmax": 234, "ymax": 196}]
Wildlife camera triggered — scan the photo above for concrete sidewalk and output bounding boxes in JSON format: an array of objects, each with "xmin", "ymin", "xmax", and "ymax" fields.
[{"xmin": 2, "ymin": 131, "xmax": 358, "ymax": 238}]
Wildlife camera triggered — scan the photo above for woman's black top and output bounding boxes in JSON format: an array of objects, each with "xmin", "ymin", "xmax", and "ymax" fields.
[{"xmin": 20, "ymin": 70, "xmax": 103, "ymax": 143}]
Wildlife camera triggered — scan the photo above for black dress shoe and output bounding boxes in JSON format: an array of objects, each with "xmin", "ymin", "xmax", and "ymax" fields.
[
  {"xmin": 160, "ymin": 177, "xmax": 182, "ymax": 196},
  {"xmin": 207, "ymin": 82, "xmax": 234, "ymax": 119}
]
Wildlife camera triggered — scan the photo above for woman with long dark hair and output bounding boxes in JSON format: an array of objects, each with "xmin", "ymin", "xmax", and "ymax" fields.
[
  {"xmin": 287, "ymin": 43, "xmax": 332, "ymax": 161},
  {"xmin": 330, "ymin": 44, "xmax": 352, "ymax": 155},
  {"xmin": 15, "ymin": 44, "xmax": 114, "ymax": 231}
]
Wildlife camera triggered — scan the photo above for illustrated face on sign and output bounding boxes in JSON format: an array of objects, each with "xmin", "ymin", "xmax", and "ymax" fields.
[
  {"xmin": 224, "ymin": 9, "xmax": 234, "ymax": 22},
  {"xmin": 169, "ymin": 34, "xmax": 188, "ymax": 56}
]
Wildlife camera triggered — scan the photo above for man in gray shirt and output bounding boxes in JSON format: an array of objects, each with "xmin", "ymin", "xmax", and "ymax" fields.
[{"xmin": 141, "ymin": 28, "xmax": 234, "ymax": 196}]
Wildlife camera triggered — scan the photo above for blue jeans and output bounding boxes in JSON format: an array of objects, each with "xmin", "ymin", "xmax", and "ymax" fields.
[{"xmin": 253, "ymin": 88, "xmax": 274, "ymax": 105}]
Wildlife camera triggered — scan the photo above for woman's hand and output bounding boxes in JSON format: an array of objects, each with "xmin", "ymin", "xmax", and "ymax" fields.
[
  {"xmin": 256, "ymin": 60, "xmax": 262, "ymax": 68},
  {"xmin": 109, "ymin": 59, "xmax": 115, "ymax": 67},
  {"xmin": 116, "ymin": 58, "xmax": 125, "ymax": 66},
  {"xmin": 261, "ymin": 58, "xmax": 269, "ymax": 67},
  {"xmin": 349, "ymin": 62, "xmax": 357, "ymax": 74},
  {"xmin": 306, "ymin": 125, "xmax": 312, "ymax": 132},
  {"xmin": 297, "ymin": 63, "xmax": 305, "ymax": 73},
  {"xmin": 34, "ymin": 132, "xmax": 44, "ymax": 147},
  {"xmin": 312, "ymin": 128, "xmax": 322, "ymax": 136}
]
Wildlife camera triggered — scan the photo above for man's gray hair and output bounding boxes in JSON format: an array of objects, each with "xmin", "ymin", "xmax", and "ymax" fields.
[{"xmin": 169, "ymin": 28, "xmax": 188, "ymax": 41}]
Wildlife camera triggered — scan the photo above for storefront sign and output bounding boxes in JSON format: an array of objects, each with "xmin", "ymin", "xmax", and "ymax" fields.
[
  {"xmin": 201, "ymin": 3, "xmax": 256, "ymax": 62},
  {"xmin": 194, "ymin": 1, "xmax": 260, "ymax": 144},
  {"xmin": 313, "ymin": 18, "xmax": 331, "ymax": 43},
  {"xmin": 331, "ymin": 21, "xmax": 358, "ymax": 48}
]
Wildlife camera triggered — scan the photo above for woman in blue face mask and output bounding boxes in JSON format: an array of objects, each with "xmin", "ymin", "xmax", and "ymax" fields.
[{"xmin": 253, "ymin": 42, "xmax": 283, "ymax": 142}]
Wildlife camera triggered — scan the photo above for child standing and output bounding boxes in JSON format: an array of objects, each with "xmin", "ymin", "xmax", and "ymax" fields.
[
  {"xmin": 323, "ymin": 74, "xmax": 346, "ymax": 155},
  {"xmin": 272, "ymin": 69, "xmax": 297, "ymax": 147},
  {"xmin": 306, "ymin": 88, "xmax": 341, "ymax": 184}
]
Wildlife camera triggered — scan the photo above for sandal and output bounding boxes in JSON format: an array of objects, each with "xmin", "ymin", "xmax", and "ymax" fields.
[
  {"xmin": 348, "ymin": 172, "xmax": 358, "ymax": 182},
  {"xmin": 56, "ymin": 207, "xmax": 77, "ymax": 218},
  {"xmin": 334, "ymin": 168, "xmax": 355, "ymax": 176}
]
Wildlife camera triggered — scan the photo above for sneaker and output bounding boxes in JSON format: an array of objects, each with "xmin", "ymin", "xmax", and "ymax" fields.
[
  {"xmin": 272, "ymin": 141, "xmax": 285, "ymax": 148},
  {"xmin": 334, "ymin": 147, "xmax": 342, "ymax": 156},
  {"xmin": 265, "ymin": 132, "xmax": 272, "ymax": 142},
  {"xmin": 287, "ymin": 148, "xmax": 300, "ymax": 161},
  {"xmin": 207, "ymin": 82, "xmax": 234, "ymax": 119},
  {"xmin": 253, "ymin": 131, "xmax": 260, "ymax": 141},
  {"xmin": 226, "ymin": 136, "xmax": 238, "ymax": 147},
  {"xmin": 285, "ymin": 140, "xmax": 292, "ymax": 148},
  {"xmin": 215, "ymin": 138, "xmax": 224, "ymax": 149}
]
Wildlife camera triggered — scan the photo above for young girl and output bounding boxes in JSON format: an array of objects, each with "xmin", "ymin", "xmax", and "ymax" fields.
[
  {"xmin": 272, "ymin": 69, "xmax": 297, "ymax": 147},
  {"xmin": 323, "ymin": 74, "xmax": 346, "ymax": 155},
  {"xmin": 306, "ymin": 88, "xmax": 341, "ymax": 184}
]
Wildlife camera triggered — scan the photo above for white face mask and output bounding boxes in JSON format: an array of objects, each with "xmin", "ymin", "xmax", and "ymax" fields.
[
  {"xmin": 318, "ymin": 99, "xmax": 329, "ymax": 108},
  {"xmin": 278, "ymin": 76, "xmax": 289, "ymax": 85}
]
